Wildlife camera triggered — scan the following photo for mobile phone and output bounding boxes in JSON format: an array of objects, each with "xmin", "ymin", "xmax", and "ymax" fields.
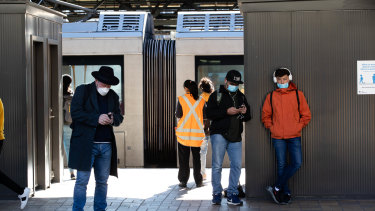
[{"xmin": 236, "ymin": 104, "xmax": 244, "ymax": 109}]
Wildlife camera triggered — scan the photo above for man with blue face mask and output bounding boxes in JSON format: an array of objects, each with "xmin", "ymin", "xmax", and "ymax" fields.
[
  {"xmin": 262, "ymin": 67, "xmax": 311, "ymax": 205},
  {"xmin": 206, "ymin": 70, "xmax": 251, "ymax": 206}
]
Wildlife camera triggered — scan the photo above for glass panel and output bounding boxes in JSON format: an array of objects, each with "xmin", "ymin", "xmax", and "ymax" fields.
[
  {"xmin": 196, "ymin": 56, "xmax": 244, "ymax": 93},
  {"xmin": 62, "ymin": 56, "xmax": 124, "ymax": 115},
  {"xmin": 64, "ymin": 65, "xmax": 122, "ymax": 102}
]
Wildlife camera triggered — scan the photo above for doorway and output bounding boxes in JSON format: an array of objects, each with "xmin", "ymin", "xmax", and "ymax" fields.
[
  {"xmin": 48, "ymin": 42, "xmax": 62, "ymax": 183},
  {"xmin": 32, "ymin": 39, "xmax": 51, "ymax": 190}
]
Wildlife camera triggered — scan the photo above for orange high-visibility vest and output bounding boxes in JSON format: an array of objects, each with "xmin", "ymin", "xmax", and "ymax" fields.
[{"xmin": 175, "ymin": 94, "xmax": 205, "ymax": 147}]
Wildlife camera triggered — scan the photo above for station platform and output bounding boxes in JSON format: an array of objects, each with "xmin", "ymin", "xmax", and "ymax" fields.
[{"xmin": 0, "ymin": 168, "xmax": 374, "ymax": 211}]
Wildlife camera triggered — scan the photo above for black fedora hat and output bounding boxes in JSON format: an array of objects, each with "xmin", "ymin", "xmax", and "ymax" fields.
[{"xmin": 91, "ymin": 66, "xmax": 119, "ymax": 85}]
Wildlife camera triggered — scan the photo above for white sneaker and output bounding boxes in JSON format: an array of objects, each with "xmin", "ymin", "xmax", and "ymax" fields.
[{"xmin": 18, "ymin": 187, "xmax": 30, "ymax": 209}]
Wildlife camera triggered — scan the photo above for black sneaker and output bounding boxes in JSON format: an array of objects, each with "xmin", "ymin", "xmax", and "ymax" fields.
[
  {"xmin": 70, "ymin": 173, "xmax": 76, "ymax": 180},
  {"xmin": 266, "ymin": 186, "xmax": 286, "ymax": 205},
  {"xmin": 178, "ymin": 182, "xmax": 187, "ymax": 188},
  {"xmin": 227, "ymin": 193, "xmax": 243, "ymax": 206},
  {"xmin": 282, "ymin": 193, "xmax": 292, "ymax": 204},
  {"xmin": 212, "ymin": 193, "xmax": 222, "ymax": 205}
]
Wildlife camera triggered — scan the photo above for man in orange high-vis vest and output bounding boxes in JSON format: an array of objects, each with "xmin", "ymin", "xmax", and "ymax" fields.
[{"xmin": 175, "ymin": 80, "xmax": 206, "ymax": 188}]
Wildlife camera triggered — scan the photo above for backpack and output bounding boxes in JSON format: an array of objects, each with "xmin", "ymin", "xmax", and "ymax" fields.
[
  {"xmin": 223, "ymin": 183, "xmax": 246, "ymax": 198},
  {"xmin": 63, "ymin": 96, "xmax": 72, "ymax": 123},
  {"xmin": 269, "ymin": 89, "xmax": 300, "ymax": 120}
]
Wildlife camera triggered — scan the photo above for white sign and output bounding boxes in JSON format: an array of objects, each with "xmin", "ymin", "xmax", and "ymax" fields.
[{"xmin": 357, "ymin": 60, "xmax": 375, "ymax": 95}]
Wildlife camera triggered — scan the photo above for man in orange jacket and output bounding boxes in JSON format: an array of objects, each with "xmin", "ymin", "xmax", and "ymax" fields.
[{"xmin": 262, "ymin": 68, "xmax": 311, "ymax": 204}]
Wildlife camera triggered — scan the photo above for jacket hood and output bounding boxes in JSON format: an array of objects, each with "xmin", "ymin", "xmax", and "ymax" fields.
[
  {"xmin": 275, "ymin": 82, "xmax": 297, "ymax": 93},
  {"xmin": 219, "ymin": 85, "xmax": 227, "ymax": 93}
]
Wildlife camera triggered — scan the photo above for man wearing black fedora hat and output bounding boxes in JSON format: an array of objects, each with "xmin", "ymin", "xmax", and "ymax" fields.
[{"xmin": 68, "ymin": 66, "xmax": 123, "ymax": 211}]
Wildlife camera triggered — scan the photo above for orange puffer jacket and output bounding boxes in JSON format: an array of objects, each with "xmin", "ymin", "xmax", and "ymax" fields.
[{"xmin": 262, "ymin": 82, "xmax": 311, "ymax": 139}]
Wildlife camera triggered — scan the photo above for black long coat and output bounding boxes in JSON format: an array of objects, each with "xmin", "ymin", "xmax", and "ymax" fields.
[{"xmin": 68, "ymin": 82, "xmax": 124, "ymax": 177}]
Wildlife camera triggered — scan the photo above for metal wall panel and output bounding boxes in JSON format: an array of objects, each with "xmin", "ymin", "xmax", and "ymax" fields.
[
  {"xmin": 244, "ymin": 10, "xmax": 375, "ymax": 196},
  {"xmin": 239, "ymin": 0, "xmax": 375, "ymax": 12},
  {"xmin": 143, "ymin": 40, "xmax": 177, "ymax": 167},
  {"xmin": 0, "ymin": 13, "xmax": 28, "ymax": 198},
  {"xmin": 244, "ymin": 12, "xmax": 292, "ymax": 197},
  {"xmin": 0, "ymin": 2, "xmax": 63, "ymax": 198}
]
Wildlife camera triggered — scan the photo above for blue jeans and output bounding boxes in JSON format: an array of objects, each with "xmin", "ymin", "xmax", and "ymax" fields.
[
  {"xmin": 200, "ymin": 136, "xmax": 209, "ymax": 176},
  {"xmin": 211, "ymin": 134, "xmax": 242, "ymax": 195},
  {"xmin": 73, "ymin": 143, "xmax": 112, "ymax": 211},
  {"xmin": 63, "ymin": 125, "xmax": 74, "ymax": 174},
  {"xmin": 272, "ymin": 137, "xmax": 302, "ymax": 194}
]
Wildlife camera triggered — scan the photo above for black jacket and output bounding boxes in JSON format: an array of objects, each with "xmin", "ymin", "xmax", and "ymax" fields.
[
  {"xmin": 206, "ymin": 85, "xmax": 251, "ymax": 136},
  {"xmin": 68, "ymin": 82, "xmax": 124, "ymax": 177}
]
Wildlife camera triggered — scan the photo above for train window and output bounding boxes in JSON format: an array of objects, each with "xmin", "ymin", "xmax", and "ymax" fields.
[
  {"xmin": 196, "ymin": 56, "xmax": 244, "ymax": 93},
  {"xmin": 62, "ymin": 56, "xmax": 124, "ymax": 115}
]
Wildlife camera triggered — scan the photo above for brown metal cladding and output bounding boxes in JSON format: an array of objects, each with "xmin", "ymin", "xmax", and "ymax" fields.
[
  {"xmin": 0, "ymin": 13, "xmax": 28, "ymax": 197},
  {"xmin": 244, "ymin": 10, "xmax": 375, "ymax": 196},
  {"xmin": 0, "ymin": 2, "xmax": 63, "ymax": 198}
]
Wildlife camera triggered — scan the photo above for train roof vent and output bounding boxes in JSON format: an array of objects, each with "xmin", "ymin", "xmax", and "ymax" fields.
[
  {"xmin": 181, "ymin": 14, "xmax": 206, "ymax": 32},
  {"xmin": 177, "ymin": 11, "xmax": 243, "ymax": 33},
  {"xmin": 234, "ymin": 13, "xmax": 244, "ymax": 31},
  {"xmin": 98, "ymin": 12, "xmax": 144, "ymax": 32},
  {"xmin": 208, "ymin": 14, "xmax": 231, "ymax": 31}
]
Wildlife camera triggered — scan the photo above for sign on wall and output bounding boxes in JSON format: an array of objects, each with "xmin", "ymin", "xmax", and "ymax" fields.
[{"xmin": 357, "ymin": 60, "xmax": 375, "ymax": 95}]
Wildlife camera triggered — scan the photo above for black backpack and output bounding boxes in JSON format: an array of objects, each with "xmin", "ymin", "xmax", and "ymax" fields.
[{"xmin": 223, "ymin": 183, "xmax": 246, "ymax": 198}]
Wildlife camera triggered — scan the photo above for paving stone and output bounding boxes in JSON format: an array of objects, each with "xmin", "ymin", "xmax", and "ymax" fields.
[
  {"xmin": 168, "ymin": 206, "xmax": 180, "ymax": 209},
  {"xmin": 55, "ymin": 208, "xmax": 72, "ymax": 211},
  {"xmin": 109, "ymin": 202, "xmax": 121, "ymax": 207},
  {"xmin": 342, "ymin": 207, "xmax": 363, "ymax": 211},
  {"xmin": 116, "ymin": 208, "xmax": 138, "ymax": 211},
  {"xmin": 1, "ymin": 169, "xmax": 375, "ymax": 211},
  {"xmin": 85, "ymin": 202, "xmax": 93, "ymax": 206},
  {"xmin": 41, "ymin": 206, "xmax": 62, "ymax": 211},
  {"xmin": 319, "ymin": 200, "xmax": 340, "ymax": 206}
]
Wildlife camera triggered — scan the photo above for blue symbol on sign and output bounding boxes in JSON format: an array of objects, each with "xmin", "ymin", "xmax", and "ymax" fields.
[
  {"xmin": 360, "ymin": 74, "xmax": 364, "ymax": 84},
  {"xmin": 373, "ymin": 74, "xmax": 375, "ymax": 84}
]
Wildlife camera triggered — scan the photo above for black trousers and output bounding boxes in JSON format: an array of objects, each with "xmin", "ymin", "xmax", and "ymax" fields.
[
  {"xmin": 0, "ymin": 141, "xmax": 24, "ymax": 195},
  {"xmin": 178, "ymin": 142, "xmax": 202, "ymax": 184}
]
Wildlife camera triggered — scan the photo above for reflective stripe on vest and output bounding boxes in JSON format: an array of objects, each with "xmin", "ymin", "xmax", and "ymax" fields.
[{"xmin": 175, "ymin": 95, "xmax": 205, "ymax": 147}]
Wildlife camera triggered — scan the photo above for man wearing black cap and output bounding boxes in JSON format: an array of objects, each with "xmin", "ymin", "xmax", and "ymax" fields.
[
  {"xmin": 69, "ymin": 66, "xmax": 124, "ymax": 211},
  {"xmin": 206, "ymin": 70, "xmax": 251, "ymax": 206}
]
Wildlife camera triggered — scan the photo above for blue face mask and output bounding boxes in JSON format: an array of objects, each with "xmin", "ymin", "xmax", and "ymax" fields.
[
  {"xmin": 227, "ymin": 84, "xmax": 239, "ymax": 92},
  {"xmin": 277, "ymin": 83, "xmax": 289, "ymax": 89}
]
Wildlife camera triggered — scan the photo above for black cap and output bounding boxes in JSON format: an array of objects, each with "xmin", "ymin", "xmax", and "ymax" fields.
[
  {"xmin": 225, "ymin": 70, "xmax": 243, "ymax": 84},
  {"xmin": 91, "ymin": 66, "xmax": 119, "ymax": 85}
]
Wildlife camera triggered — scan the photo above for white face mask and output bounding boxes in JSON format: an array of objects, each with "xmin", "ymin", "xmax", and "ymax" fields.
[{"xmin": 97, "ymin": 87, "xmax": 110, "ymax": 96}]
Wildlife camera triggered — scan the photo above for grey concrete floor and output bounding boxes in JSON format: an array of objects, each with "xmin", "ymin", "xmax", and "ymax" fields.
[{"xmin": 0, "ymin": 168, "xmax": 374, "ymax": 211}]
